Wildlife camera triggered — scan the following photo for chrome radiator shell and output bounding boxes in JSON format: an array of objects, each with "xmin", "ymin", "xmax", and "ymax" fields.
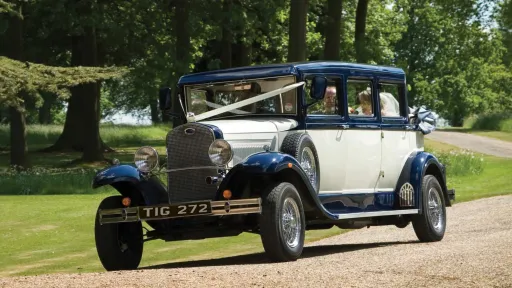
[{"xmin": 166, "ymin": 123, "xmax": 218, "ymax": 203}]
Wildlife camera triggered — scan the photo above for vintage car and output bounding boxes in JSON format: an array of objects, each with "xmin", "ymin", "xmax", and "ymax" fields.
[{"xmin": 92, "ymin": 61, "xmax": 455, "ymax": 271}]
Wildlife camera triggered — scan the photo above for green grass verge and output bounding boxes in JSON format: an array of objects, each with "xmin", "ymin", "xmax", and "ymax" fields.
[
  {"xmin": 425, "ymin": 138, "xmax": 512, "ymax": 202},
  {"xmin": 0, "ymin": 193, "xmax": 345, "ymax": 277}
]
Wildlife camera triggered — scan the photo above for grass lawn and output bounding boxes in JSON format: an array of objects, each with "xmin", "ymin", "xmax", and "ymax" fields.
[
  {"xmin": 0, "ymin": 193, "xmax": 344, "ymax": 277},
  {"xmin": 0, "ymin": 125, "xmax": 511, "ymax": 277}
]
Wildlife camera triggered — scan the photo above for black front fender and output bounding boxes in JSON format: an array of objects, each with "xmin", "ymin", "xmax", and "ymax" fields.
[
  {"xmin": 92, "ymin": 165, "xmax": 168, "ymax": 206},
  {"xmin": 92, "ymin": 164, "xmax": 141, "ymax": 188}
]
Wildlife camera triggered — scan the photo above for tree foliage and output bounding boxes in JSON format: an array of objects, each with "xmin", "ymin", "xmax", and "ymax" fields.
[
  {"xmin": 2, "ymin": 0, "xmax": 512, "ymax": 133},
  {"xmin": 0, "ymin": 56, "xmax": 129, "ymax": 109}
]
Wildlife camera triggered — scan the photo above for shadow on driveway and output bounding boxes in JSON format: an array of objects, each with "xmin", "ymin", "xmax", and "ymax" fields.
[{"xmin": 140, "ymin": 240, "xmax": 418, "ymax": 270}]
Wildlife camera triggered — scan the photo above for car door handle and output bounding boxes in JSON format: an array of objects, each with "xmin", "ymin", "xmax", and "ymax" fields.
[{"xmin": 337, "ymin": 124, "xmax": 349, "ymax": 129}]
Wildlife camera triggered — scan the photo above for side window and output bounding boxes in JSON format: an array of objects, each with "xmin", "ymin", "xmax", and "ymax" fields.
[
  {"xmin": 347, "ymin": 79, "xmax": 374, "ymax": 117},
  {"xmin": 305, "ymin": 76, "xmax": 342, "ymax": 115},
  {"xmin": 379, "ymin": 83, "xmax": 403, "ymax": 117}
]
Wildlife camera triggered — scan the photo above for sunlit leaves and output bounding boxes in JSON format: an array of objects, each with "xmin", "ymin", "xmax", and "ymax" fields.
[{"xmin": 0, "ymin": 56, "xmax": 129, "ymax": 110}]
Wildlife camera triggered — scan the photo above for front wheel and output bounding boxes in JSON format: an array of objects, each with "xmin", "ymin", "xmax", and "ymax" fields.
[
  {"xmin": 259, "ymin": 182, "xmax": 306, "ymax": 262},
  {"xmin": 412, "ymin": 175, "xmax": 447, "ymax": 242},
  {"xmin": 94, "ymin": 196, "xmax": 143, "ymax": 271}
]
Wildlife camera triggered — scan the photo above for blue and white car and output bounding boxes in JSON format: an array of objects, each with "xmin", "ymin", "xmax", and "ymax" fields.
[{"xmin": 92, "ymin": 62, "xmax": 455, "ymax": 271}]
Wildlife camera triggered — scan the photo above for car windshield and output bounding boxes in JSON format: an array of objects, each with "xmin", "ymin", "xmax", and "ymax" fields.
[{"xmin": 184, "ymin": 75, "xmax": 297, "ymax": 120}]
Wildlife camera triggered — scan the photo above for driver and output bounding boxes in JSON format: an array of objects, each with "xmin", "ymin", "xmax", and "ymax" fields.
[{"xmin": 322, "ymin": 86, "xmax": 337, "ymax": 114}]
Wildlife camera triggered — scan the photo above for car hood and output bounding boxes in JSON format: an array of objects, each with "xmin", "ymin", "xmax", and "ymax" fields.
[{"xmin": 200, "ymin": 118, "xmax": 299, "ymax": 134}]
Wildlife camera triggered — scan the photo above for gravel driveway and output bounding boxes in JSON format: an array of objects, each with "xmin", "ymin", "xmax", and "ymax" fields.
[
  {"xmin": 1, "ymin": 195, "xmax": 511, "ymax": 288},
  {"xmin": 426, "ymin": 131, "xmax": 512, "ymax": 158}
]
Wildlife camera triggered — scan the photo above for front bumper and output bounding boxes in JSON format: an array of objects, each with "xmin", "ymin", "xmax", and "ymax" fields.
[{"xmin": 98, "ymin": 198, "xmax": 262, "ymax": 225}]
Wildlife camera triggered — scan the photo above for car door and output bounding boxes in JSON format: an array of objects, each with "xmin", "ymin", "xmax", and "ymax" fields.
[
  {"xmin": 378, "ymin": 79, "xmax": 416, "ymax": 192},
  {"xmin": 303, "ymin": 74, "xmax": 347, "ymax": 194},
  {"xmin": 340, "ymin": 77, "xmax": 382, "ymax": 193}
]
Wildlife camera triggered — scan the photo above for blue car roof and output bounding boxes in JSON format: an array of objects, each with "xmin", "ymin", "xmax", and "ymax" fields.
[{"xmin": 178, "ymin": 61, "xmax": 405, "ymax": 85}]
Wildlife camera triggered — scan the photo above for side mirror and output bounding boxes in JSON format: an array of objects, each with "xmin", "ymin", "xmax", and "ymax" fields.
[
  {"xmin": 310, "ymin": 76, "xmax": 328, "ymax": 100},
  {"xmin": 159, "ymin": 87, "xmax": 172, "ymax": 111}
]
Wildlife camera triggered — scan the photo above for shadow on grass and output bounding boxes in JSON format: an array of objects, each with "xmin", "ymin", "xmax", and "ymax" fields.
[{"xmin": 141, "ymin": 240, "xmax": 417, "ymax": 270}]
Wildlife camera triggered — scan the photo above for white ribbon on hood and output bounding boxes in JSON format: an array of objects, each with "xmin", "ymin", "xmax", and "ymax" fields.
[{"xmin": 186, "ymin": 81, "xmax": 305, "ymax": 122}]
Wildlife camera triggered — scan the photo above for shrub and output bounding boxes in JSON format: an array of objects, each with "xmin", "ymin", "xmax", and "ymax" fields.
[
  {"xmin": 464, "ymin": 113, "xmax": 512, "ymax": 132},
  {"xmin": 427, "ymin": 148, "xmax": 485, "ymax": 177},
  {"xmin": 0, "ymin": 167, "xmax": 112, "ymax": 195}
]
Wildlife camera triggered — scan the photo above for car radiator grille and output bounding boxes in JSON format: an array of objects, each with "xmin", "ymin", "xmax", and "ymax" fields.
[{"xmin": 166, "ymin": 123, "xmax": 217, "ymax": 203}]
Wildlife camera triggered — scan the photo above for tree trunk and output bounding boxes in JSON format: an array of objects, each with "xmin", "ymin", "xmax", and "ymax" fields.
[
  {"xmin": 171, "ymin": 0, "xmax": 191, "ymax": 128},
  {"xmin": 324, "ymin": 0, "xmax": 342, "ymax": 60},
  {"xmin": 9, "ymin": 106, "xmax": 29, "ymax": 169},
  {"xmin": 287, "ymin": 0, "xmax": 308, "ymax": 62},
  {"xmin": 149, "ymin": 97, "xmax": 160, "ymax": 123},
  {"xmin": 233, "ymin": 41, "xmax": 252, "ymax": 67},
  {"xmin": 355, "ymin": 0, "xmax": 370, "ymax": 63},
  {"xmin": 6, "ymin": 5, "xmax": 29, "ymax": 169},
  {"xmin": 220, "ymin": 0, "xmax": 233, "ymax": 69},
  {"xmin": 42, "ymin": 5, "xmax": 111, "ymax": 157},
  {"xmin": 80, "ymin": 25, "xmax": 103, "ymax": 162},
  {"xmin": 38, "ymin": 92, "xmax": 56, "ymax": 124}
]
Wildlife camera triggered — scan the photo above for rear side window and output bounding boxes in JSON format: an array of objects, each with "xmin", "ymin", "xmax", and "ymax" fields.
[
  {"xmin": 347, "ymin": 79, "xmax": 374, "ymax": 117},
  {"xmin": 379, "ymin": 83, "xmax": 402, "ymax": 117}
]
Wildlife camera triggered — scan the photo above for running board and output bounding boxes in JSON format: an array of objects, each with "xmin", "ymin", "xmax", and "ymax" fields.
[{"xmin": 334, "ymin": 209, "xmax": 419, "ymax": 220}]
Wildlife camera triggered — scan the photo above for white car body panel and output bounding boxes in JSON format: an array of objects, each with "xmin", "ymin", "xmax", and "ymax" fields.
[
  {"xmin": 306, "ymin": 128, "xmax": 347, "ymax": 192},
  {"xmin": 341, "ymin": 129, "xmax": 382, "ymax": 192},
  {"xmin": 378, "ymin": 129, "xmax": 416, "ymax": 191}
]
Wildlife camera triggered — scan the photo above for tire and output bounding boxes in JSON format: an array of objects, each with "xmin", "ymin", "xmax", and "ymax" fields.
[
  {"xmin": 281, "ymin": 133, "xmax": 320, "ymax": 193},
  {"xmin": 412, "ymin": 175, "xmax": 447, "ymax": 242},
  {"xmin": 259, "ymin": 182, "xmax": 306, "ymax": 262},
  {"xmin": 95, "ymin": 196, "xmax": 143, "ymax": 271}
]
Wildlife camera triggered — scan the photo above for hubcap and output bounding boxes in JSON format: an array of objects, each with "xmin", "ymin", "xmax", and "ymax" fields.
[
  {"xmin": 300, "ymin": 147, "xmax": 318, "ymax": 191},
  {"xmin": 282, "ymin": 198, "xmax": 301, "ymax": 249},
  {"xmin": 427, "ymin": 187, "xmax": 444, "ymax": 233}
]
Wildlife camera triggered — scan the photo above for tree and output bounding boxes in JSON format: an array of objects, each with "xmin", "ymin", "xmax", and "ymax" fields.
[
  {"xmin": 4, "ymin": 3, "xmax": 28, "ymax": 168},
  {"xmin": 0, "ymin": 1, "xmax": 128, "ymax": 168},
  {"xmin": 288, "ymin": 0, "xmax": 309, "ymax": 62},
  {"xmin": 0, "ymin": 54, "xmax": 127, "ymax": 167},
  {"xmin": 354, "ymin": 0, "xmax": 370, "ymax": 63},
  {"xmin": 394, "ymin": 0, "xmax": 512, "ymax": 125},
  {"xmin": 323, "ymin": 0, "xmax": 342, "ymax": 60}
]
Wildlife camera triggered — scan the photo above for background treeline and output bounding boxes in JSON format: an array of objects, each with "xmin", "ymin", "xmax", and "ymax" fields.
[{"xmin": 1, "ymin": 0, "xmax": 512, "ymax": 167}]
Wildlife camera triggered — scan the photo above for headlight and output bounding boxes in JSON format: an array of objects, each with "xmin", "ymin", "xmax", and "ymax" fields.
[
  {"xmin": 134, "ymin": 146, "xmax": 159, "ymax": 172},
  {"xmin": 208, "ymin": 139, "xmax": 233, "ymax": 166}
]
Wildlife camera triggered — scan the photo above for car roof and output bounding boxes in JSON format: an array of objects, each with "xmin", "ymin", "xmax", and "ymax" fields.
[{"xmin": 178, "ymin": 61, "xmax": 405, "ymax": 85}]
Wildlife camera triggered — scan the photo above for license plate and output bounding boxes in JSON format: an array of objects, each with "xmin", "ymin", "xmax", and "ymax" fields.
[{"xmin": 138, "ymin": 201, "xmax": 212, "ymax": 219}]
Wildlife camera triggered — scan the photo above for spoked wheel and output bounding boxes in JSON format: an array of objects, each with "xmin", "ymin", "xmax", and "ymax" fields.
[
  {"xmin": 300, "ymin": 146, "xmax": 318, "ymax": 191},
  {"xmin": 281, "ymin": 133, "xmax": 320, "ymax": 193},
  {"xmin": 259, "ymin": 182, "xmax": 306, "ymax": 262},
  {"xmin": 94, "ymin": 196, "xmax": 143, "ymax": 271},
  {"xmin": 412, "ymin": 175, "xmax": 447, "ymax": 242}
]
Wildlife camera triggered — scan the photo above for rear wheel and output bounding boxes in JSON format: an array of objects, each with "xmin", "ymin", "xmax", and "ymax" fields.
[
  {"xmin": 259, "ymin": 182, "xmax": 306, "ymax": 262},
  {"xmin": 412, "ymin": 175, "xmax": 447, "ymax": 242},
  {"xmin": 94, "ymin": 196, "xmax": 143, "ymax": 271}
]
